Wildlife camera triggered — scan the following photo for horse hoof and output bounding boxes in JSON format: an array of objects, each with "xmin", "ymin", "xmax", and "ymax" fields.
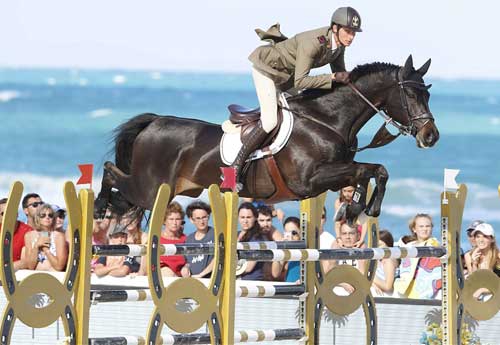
[{"xmin": 366, "ymin": 206, "xmax": 380, "ymax": 218}]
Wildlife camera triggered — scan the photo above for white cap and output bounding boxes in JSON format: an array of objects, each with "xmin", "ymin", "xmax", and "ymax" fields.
[{"xmin": 471, "ymin": 223, "xmax": 495, "ymax": 237}]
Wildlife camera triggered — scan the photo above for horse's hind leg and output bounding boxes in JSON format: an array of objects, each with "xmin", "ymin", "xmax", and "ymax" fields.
[
  {"xmin": 94, "ymin": 162, "xmax": 118, "ymax": 218},
  {"xmin": 95, "ymin": 161, "xmax": 136, "ymax": 217}
]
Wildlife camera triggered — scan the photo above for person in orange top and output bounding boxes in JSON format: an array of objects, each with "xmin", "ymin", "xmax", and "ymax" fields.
[{"xmin": 139, "ymin": 201, "xmax": 190, "ymax": 277}]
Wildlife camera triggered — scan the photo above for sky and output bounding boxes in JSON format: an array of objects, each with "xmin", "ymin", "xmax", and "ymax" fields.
[{"xmin": 1, "ymin": 0, "xmax": 499, "ymax": 79}]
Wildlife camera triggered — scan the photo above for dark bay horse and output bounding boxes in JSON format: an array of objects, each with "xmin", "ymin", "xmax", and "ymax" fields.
[{"xmin": 95, "ymin": 55, "xmax": 439, "ymax": 219}]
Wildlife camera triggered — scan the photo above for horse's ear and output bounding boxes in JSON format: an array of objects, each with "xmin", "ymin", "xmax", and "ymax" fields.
[
  {"xmin": 416, "ymin": 58, "xmax": 431, "ymax": 77},
  {"xmin": 401, "ymin": 55, "xmax": 414, "ymax": 79}
]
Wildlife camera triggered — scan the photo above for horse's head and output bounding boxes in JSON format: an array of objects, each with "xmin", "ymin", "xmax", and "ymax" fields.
[{"xmin": 384, "ymin": 55, "xmax": 440, "ymax": 148}]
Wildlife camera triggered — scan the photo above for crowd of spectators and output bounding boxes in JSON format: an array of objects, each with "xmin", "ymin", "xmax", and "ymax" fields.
[{"xmin": 0, "ymin": 189, "xmax": 499, "ymax": 301}]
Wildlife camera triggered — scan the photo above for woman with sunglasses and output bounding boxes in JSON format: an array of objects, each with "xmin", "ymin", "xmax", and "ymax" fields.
[
  {"xmin": 271, "ymin": 217, "xmax": 302, "ymax": 283},
  {"xmin": 23, "ymin": 203, "xmax": 68, "ymax": 271}
]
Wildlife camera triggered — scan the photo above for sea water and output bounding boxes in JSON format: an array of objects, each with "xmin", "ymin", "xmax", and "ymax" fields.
[{"xmin": 0, "ymin": 68, "xmax": 499, "ymax": 250}]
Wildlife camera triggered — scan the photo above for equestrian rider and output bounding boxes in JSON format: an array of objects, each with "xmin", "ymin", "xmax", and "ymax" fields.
[{"xmin": 232, "ymin": 7, "xmax": 362, "ymax": 189}]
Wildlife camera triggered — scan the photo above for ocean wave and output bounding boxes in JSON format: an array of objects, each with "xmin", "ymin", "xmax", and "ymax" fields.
[
  {"xmin": 89, "ymin": 108, "xmax": 113, "ymax": 118},
  {"xmin": 0, "ymin": 173, "xmax": 84, "ymax": 209},
  {"xmin": 489, "ymin": 117, "xmax": 500, "ymax": 126},
  {"xmin": 0, "ymin": 90, "xmax": 21, "ymax": 102},
  {"xmin": 383, "ymin": 178, "xmax": 500, "ymax": 222},
  {"xmin": 113, "ymin": 75, "xmax": 127, "ymax": 84}
]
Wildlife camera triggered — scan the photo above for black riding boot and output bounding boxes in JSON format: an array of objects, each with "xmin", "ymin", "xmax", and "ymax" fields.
[{"xmin": 233, "ymin": 122, "xmax": 268, "ymax": 191}]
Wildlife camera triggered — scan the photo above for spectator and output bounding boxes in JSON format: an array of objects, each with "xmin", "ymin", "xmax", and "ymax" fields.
[
  {"xmin": 371, "ymin": 230, "xmax": 397, "ymax": 297},
  {"xmin": 394, "ymin": 214, "xmax": 441, "ymax": 299},
  {"xmin": 140, "ymin": 202, "xmax": 189, "ymax": 277},
  {"xmin": 23, "ymin": 203, "xmax": 68, "ymax": 271},
  {"xmin": 257, "ymin": 205, "xmax": 283, "ymax": 280},
  {"xmin": 185, "ymin": 201, "xmax": 215, "ymax": 278},
  {"xmin": 0, "ymin": 197, "xmax": 32, "ymax": 270},
  {"xmin": 94, "ymin": 224, "xmax": 140, "ymax": 277},
  {"xmin": 334, "ymin": 186, "xmax": 367, "ymax": 247},
  {"xmin": 119, "ymin": 211, "xmax": 144, "ymax": 245},
  {"xmin": 22, "ymin": 193, "xmax": 43, "ymax": 228},
  {"xmin": 93, "ymin": 209, "xmax": 117, "ymax": 246},
  {"xmin": 238, "ymin": 202, "xmax": 265, "ymax": 280},
  {"xmin": 404, "ymin": 213, "xmax": 439, "ymax": 246},
  {"xmin": 53, "ymin": 206, "xmax": 69, "ymax": 242},
  {"xmin": 464, "ymin": 223, "xmax": 500, "ymax": 276},
  {"xmin": 464, "ymin": 220, "xmax": 483, "ymax": 252},
  {"xmin": 329, "ymin": 222, "xmax": 366, "ymax": 273},
  {"xmin": 283, "ymin": 216, "xmax": 300, "ymax": 239},
  {"xmin": 257, "ymin": 205, "xmax": 283, "ymax": 241},
  {"xmin": 272, "ymin": 217, "xmax": 302, "ymax": 283}
]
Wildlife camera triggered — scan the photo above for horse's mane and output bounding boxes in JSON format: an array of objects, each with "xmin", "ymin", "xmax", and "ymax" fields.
[
  {"xmin": 288, "ymin": 62, "xmax": 400, "ymax": 102},
  {"xmin": 349, "ymin": 62, "xmax": 400, "ymax": 82}
]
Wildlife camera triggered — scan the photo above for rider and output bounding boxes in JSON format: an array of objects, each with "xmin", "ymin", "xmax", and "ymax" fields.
[{"xmin": 232, "ymin": 7, "xmax": 362, "ymax": 190}]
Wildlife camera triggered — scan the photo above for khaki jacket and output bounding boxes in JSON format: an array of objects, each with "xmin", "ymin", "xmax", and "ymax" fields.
[{"xmin": 248, "ymin": 24, "xmax": 346, "ymax": 90}]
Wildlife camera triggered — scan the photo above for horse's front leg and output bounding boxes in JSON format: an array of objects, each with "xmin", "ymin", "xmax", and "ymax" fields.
[
  {"xmin": 364, "ymin": 164, "xmax": 388, "ymax": 218},
  {"xmin": 309, "ymin": 161, "xmax": 388, "ymax": 219}
]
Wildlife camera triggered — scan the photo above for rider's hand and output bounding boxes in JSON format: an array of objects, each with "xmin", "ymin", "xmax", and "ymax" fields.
[{"xmin": 333, "ymin": 72, "xmax": 350, "ymax": 84}]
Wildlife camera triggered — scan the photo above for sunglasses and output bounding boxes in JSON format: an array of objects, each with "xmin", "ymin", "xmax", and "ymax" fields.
[
  {"xmin": 39, "ymin": 213, "xmax": 54, "ymax": 219},
  {"xmin": 28, "ymin": 201, "xmax": 44, "ymax": 208}
]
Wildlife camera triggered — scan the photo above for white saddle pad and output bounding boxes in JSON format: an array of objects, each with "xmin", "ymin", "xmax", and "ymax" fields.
[{"xmin": 219, "ymin": 95, "xmax": 294, "ymax": 165}]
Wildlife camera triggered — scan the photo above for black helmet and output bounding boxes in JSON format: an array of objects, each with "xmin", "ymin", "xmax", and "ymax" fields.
[{"xmin": 331, "ymin": 7, "xmax": 362, "ymax": 32}]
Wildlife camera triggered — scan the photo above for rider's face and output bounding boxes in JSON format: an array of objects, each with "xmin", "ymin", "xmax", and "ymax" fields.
[{"xmin": 335, "ymin": 26, "xmax": 356, "ymax": 47}]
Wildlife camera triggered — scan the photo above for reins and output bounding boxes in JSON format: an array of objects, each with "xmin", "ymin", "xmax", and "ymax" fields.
[{"xmin": 281, "ymin": 71, "xmax": 434, "ymax": 153}]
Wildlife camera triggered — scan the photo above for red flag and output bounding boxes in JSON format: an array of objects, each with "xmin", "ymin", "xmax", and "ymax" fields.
[
  {"xmin": 220, "ymin": 167, "xmax": 237, "ymax": 192},
  {"xmin": 77, "ymin": 164, "xmax": 93, "ymax": 185}
]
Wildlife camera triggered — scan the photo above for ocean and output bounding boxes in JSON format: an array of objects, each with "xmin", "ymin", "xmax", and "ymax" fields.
[{"xmin": 0, "ymin": 67, "xmax": 499, "ymax": 250}]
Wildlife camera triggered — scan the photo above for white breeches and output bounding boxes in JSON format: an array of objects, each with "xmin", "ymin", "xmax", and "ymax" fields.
[{"xmin": 252, "ymin": 68, "xmax": 278, "ymax": 133}]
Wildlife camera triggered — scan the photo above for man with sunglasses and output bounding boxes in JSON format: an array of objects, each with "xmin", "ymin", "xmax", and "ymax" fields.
[
  {"xmin": 0, "ymin": 198, "xmax": 32, "ymax": 270},
  {"xmin": 21, "ymin": 193, "xmax": 43, "ymax": 228}
]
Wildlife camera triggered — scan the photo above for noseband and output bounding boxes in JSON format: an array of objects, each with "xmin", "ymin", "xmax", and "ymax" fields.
[{"xmin": 397, "ymin": 79, "xmax": 434, "ymax": 136}]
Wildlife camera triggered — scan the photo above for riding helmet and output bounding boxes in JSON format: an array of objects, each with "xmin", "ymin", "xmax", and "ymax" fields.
[{"xmin": 331, "ymin": 7, "xmax": 362, "ymax": 32}]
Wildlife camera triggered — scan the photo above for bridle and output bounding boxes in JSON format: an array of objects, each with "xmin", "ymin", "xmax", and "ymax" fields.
[{"xmin": 348, "ymin": 69, "xmax": 434, "ymax": 137}]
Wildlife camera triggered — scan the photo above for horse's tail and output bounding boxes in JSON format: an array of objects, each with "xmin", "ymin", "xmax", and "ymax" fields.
[{"xmin": 113, "ymin": 113, "xmax": 158, "ymax": 174}]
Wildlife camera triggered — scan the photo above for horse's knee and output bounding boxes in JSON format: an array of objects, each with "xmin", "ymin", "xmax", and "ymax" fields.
[{"xmin": 375, "ymin": 165, "xmax": 389, "ymax": 184}]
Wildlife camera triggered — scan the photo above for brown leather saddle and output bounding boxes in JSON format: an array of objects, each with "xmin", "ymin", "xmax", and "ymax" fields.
[
  {"xmin": 227, "ymin": 104, "xmax": 283, "ymax": 146},
  {"xmin": 226, "ymin": 104, "xmax": 297, "ymax": 202}
]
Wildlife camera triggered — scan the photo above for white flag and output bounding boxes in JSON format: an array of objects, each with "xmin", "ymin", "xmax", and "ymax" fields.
[{"xmin": 444, "ymin": 169, "xmax": 460, "ymax": 190}]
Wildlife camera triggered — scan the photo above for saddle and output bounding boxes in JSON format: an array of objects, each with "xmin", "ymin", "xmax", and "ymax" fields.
[
  {"xmin": 225, "ymin": 103, "xmax": 297, "ymax": 203},
  {"xmin": 227, "ymin": 104, "xmax": 283, "ymax": 147}
]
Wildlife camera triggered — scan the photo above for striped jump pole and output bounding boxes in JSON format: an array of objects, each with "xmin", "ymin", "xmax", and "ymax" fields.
[
  {"xmin": 238, "ymin": 246, "xmax": 447, "ymax": 262},
  {"xmin": 92, "ymin": 241, "xmax": 306, "ymax": 256},
  {"xmin": 90, "ymin": 284, "xmax": 305, "ymax": 303},
  {"xmin": 89, "ymin": 328, "xmax": 305, "ymax": 345}
]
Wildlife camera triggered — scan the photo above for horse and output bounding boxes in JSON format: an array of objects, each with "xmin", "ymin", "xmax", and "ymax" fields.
[{"xmin": 95, "ymin": 55, "xmax": 439, "ymax": 221}]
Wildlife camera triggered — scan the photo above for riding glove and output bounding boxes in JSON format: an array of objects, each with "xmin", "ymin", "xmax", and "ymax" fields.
[{"xmin": 334, "ymin": 72, "xmax": 350, "ymax": 84}]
